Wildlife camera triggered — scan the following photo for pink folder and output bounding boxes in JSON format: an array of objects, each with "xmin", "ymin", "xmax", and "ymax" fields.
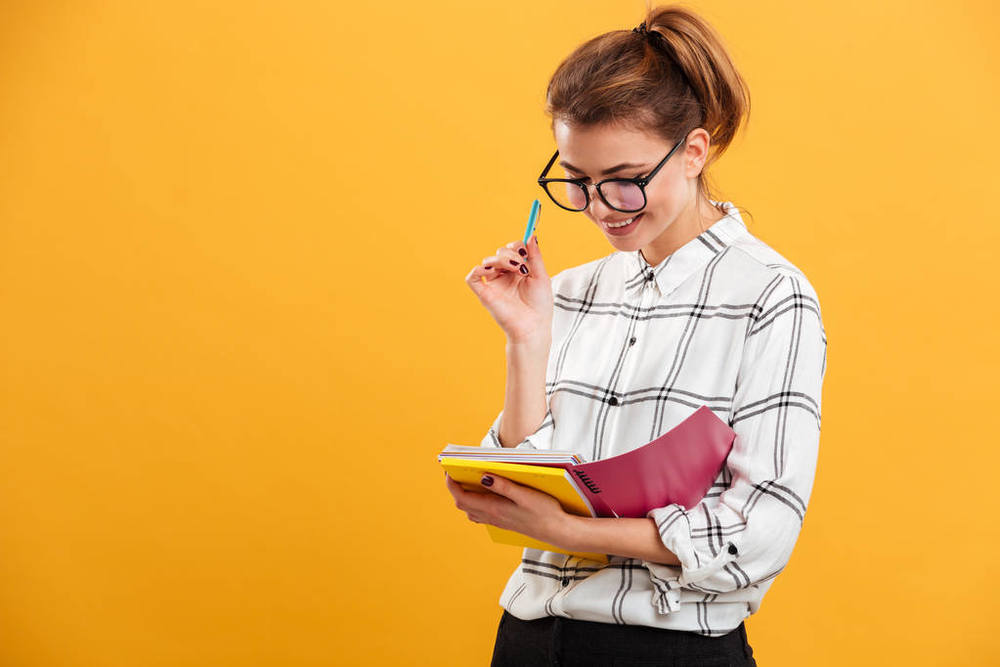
[{"xmin": 561, "ymin": 405, "xmax": 736, "ymax": 518}]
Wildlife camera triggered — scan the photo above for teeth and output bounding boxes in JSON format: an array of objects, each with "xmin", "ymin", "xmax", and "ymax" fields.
[{"xmin": 607, "ymin": 217, "xmax": 635, "ymax": 228}]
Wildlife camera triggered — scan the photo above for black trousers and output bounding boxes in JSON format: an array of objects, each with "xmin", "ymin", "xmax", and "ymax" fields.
[{"xmin": 490, "ymin": 610, "xmax": 757, "ymax": 666}]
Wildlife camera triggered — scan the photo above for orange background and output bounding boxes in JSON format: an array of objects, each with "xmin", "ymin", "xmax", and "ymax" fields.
[{"xmin": 1, "ymin": 1, "xmax": 997, "ymax": 665}]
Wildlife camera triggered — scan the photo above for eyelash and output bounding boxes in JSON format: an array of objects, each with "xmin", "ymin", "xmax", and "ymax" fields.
[{"xmin": 571, "ymin": 174, "xmax": 642, "ymax": 183}]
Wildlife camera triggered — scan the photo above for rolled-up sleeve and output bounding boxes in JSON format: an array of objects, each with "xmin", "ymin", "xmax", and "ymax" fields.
[
  {"xmin": 480, "ymin": 405, "xmax": 555, "ymax": 450},
  {"xmin": 642, "ymin": 273, "xmax": 828, "ymax": 614}
]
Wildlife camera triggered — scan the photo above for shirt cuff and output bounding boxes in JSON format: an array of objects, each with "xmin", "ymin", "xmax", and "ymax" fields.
[
  {"xmin": 480, "ymin": 407, "xmax": 554, "ymax": 450},
  {"xmin": 641, "ymin": 503, "xmax": 741, "ymax": 615}
]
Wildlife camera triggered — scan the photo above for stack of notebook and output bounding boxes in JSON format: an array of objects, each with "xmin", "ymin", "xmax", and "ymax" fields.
[{"xmin": 438, "ymin": 405, "xmax": 737, "ymax": 562}]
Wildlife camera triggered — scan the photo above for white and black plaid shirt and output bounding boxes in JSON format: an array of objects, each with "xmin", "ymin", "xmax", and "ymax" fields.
[{"xmin": 481, "ymin": 201, "xmax": 828, "ymax": 636}]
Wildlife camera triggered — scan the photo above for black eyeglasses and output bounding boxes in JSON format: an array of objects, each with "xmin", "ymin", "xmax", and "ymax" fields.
[{"xmin": 537, "ymin": 130, "xmax": 690, "ymax": 213}]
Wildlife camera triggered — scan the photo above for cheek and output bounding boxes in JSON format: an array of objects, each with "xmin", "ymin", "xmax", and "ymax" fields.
[{"xmin": 644, "ymin": 179, "xmax": 682, "ymax": 212}]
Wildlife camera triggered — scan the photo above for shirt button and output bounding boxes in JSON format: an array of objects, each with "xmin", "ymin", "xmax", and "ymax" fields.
[
  {"xmin": 728, "ymin": 544, "xmax": 738, "ymax": 555},
  {"xmin": 629, "ymin": 337, "xmax": 637, "ymax": 346},
  {"xmin": 608, "ymin": 396, "xmax": 619, "ymax": 406},
  {"xmin": 561, "ymin": 578, "xmax": 570, "ymax": 587}
]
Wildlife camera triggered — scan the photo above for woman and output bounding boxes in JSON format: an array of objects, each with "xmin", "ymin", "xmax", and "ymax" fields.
[{"xmin": 446, "ymin": 5, "xmax": 827, "ymax": 665}]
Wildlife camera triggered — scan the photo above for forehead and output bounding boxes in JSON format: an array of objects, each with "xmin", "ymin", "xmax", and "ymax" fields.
[{"xmin": 553, "ymin": 119, "xmax": 662, "ymax": 166}]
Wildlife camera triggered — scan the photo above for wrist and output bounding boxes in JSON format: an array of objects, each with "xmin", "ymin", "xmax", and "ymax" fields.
[
  {"xmin": 505, "ymin": 331, "xmax": 552, "ymax": 351},
  {"xmin": 552, "ymin": 513, "xmax": 585, "ymax": 552}
]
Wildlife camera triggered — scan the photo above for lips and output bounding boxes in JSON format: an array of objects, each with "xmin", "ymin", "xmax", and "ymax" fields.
[{"xmin": 602, "ymin": 213, "xmax": 644, "ymax": 236}]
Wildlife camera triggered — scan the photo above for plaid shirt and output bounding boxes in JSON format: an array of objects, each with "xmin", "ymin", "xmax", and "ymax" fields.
[{"xmin": 481, "ymin": 201, "xmax": 828, "ymax": 636}]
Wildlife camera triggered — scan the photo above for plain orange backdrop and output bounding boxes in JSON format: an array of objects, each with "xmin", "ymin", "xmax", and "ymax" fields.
[{"xmin": 1, "ymin": 1, "xmax": 998, "ymax": 665}]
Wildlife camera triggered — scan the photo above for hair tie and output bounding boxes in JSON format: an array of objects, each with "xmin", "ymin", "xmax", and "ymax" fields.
[{"xmin": 632, "ymin": 21, "xmax": 648, "ymax": 35}]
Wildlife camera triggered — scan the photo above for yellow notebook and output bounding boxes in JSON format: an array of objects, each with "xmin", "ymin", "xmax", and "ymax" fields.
[{"xmin": 441, "ymin": 458, "xmax": 610, "ymax": 563}]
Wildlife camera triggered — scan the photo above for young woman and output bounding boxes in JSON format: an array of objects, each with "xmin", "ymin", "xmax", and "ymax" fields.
[{"xmin": 446, "ymin": 5, "xmax": 827, "ymax": 665}]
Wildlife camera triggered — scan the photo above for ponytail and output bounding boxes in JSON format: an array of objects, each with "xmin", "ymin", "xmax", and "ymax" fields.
[{"xmin": 545, "ymin": 4, "xmax": 751, "ymax": 218}]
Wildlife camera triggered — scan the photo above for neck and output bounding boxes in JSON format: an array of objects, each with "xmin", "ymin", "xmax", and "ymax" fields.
[{"xmin": 639, "ymin": 196, "xmax": 725, "ymax": 267}]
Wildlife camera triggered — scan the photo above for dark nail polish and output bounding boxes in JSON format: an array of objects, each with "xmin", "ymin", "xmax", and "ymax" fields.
[
  {"xmin": 481, "ymin": 475, "xmax": 494, "ymax": 487},
  {"xmin": 519, "ymin": 264, "xmax": 529, "ymax": 275},
  {"xmin": 484, "ymin": 265, "xmax": 492, "ymax": 269},
  {"xmin": 509, "ymin": 260, "xmax": 519, "ymax": 266},
  {"xmin": 518, "ymin": 248, "xmax": 526, "ymax": 257}
]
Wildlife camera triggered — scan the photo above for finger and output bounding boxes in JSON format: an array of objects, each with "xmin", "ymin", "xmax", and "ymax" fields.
[
  {"xmin": 445, "ymin": 474, "xmax": 465, "ymax": 503},
  {"xmin": 447, "ymin": 472, "xmax": 482, "ymax": 491},
  {"xmin": 457, "ymin": 488, "xmax": 493, "ymax": 515},
  {"xmin": 495, "ymin": 247, "xmax": 530, "ymax": 276},
  {"xmin": 478, "ymin": 255, "xmax": 519, "ymax": 277},
  {"xmin": 479, "ymin": 473, "xmax": 523, "ymax": 502},
  {"xmin": 465, "ymin": 260, "xmax": 511, "ymax": 294},
  {"xmin": 466, "ymin": 263, "xmax": 497, "ymax": 292},
  {"xmin": 496, "ymin": 246, "xmax": 526, "ymax": 266},
  {"xmin": 465, "ymin": 262, "xmax": 493, "ymax": 287},
  {"xmin": 505, "ymin": 239, "xmax": 530, "ymax": 262},
  {"xmin": 523, "ymin": 234, "xmax": 547, "ymax": 278}
]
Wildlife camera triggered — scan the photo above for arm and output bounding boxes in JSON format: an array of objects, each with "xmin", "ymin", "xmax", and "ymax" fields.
[
  {"xmin": 558, "ymin": 516, "xmax": 682, "ymax": 565},
  {"xmin": 468, "ymin": 237, "xmax": 556, "ymax": 450},
  {"xmin": 496, "ymin": 336, "xmax": 551, "ymax": 447},
  {"xmin": 480, "ymin": 322, "xmax": 555, "ymax": 450},
  {"xmin": 638, "ymin": 274, "xmax": 827, "ymax": 614}
]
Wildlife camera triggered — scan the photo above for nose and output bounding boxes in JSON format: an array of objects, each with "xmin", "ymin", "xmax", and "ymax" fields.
[{"xmin": 585, "ymin": 184, "xmax": 616, "ymax": 219}]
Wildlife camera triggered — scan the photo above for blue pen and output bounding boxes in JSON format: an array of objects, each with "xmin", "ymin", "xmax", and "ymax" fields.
[{"xmin": 523, "ymin": 198, "xmax": 541, "ymax": 245}]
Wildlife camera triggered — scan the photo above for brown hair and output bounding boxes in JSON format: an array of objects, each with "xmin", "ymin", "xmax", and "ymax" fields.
[{"xmin": 545, "ymin": 3, "xmax": 751, "ymax": 221}]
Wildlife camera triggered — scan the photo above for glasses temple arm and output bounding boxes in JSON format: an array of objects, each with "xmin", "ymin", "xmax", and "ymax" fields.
[{"xmin": 538, "ymin": 149, "xmax": 560, "ymax": 181}]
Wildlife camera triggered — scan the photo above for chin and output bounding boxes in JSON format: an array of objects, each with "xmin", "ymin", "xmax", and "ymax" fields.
[
  {"xmin": 606, "ymin": 235, "xmax": 645, "ymax": 252},
  {"xmin": 602, "ymin": 223, "xmax": 655, "ymax": 252}
]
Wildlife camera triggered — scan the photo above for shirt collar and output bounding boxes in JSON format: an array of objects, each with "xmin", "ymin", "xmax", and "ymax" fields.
[{"xmin": 622, "ymin": 200, "xmax": 747, "ymax": 297}]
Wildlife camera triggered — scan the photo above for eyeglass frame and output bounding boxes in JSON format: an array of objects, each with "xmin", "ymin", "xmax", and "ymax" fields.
[{"xmin": 536, "ymin": 129, "xmax": 692, "ymax": 213}]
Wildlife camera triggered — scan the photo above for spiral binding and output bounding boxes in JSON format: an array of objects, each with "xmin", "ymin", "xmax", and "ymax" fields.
[{"xmin": 573, "ymin": 470, "xmax": 602, "ymax": 494}]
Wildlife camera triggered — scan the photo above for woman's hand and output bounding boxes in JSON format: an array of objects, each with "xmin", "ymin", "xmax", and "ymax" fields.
[
  {"xmin": 464, "ymin": 226, "xmax": 553, "ymax": 344},
  {"xmin": 444, "ymin": 472, "xmax": 571, "ymax": 548}
]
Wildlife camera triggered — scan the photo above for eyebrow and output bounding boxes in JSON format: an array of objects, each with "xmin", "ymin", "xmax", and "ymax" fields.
[{"xmin": 558, "ymin": 160, "xmax": 648, "ymax": 177}]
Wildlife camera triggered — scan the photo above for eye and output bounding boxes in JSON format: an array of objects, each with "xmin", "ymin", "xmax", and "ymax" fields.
[{"xmin": 567, "ymin": 171, "xmax": 643, "ymax": 182}]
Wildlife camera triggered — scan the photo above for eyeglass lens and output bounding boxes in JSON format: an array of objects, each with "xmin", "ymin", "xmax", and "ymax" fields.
[{"xmin": 552, "ymin": 180, "xmax": 646, "ymax": 212}]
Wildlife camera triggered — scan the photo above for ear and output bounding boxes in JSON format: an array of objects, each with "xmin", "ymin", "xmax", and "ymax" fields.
[{"xmin": 683, "ymin": 127, "xmax": 711, "ymax": 177}]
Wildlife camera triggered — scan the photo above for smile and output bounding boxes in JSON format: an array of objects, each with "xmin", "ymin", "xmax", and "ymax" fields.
[{"xmin": 602, "ymin": 213, "xmax": 644, "ymax": 234}]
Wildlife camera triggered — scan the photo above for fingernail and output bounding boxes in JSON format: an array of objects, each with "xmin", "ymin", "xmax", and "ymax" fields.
[
  {"xmin": 481, "ymin": 475, "xmax": 494, "ymax": 487},
  {"xmin": 534, "ymin": 235, "xmax": 539, "ymax": 246},
  {"xmin": 509, "ymin": 260, "xmax": 519, "ymax": 267},
  {"xmin": 519, "ymin": 264, "xmax": 529, "ymax": 275},
  {"xmin": 518, "ymin": 248, "xmax": 526, "ymax": 257},
  {"xmin": 484, "ymin": 265, "xmax": 492, "ymax": 269}
]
